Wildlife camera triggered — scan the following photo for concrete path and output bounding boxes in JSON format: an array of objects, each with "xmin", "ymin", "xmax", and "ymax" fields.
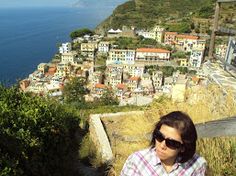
[{"xmin": 195, "ymin": 116, "xmax": 236, "ymax": 138}]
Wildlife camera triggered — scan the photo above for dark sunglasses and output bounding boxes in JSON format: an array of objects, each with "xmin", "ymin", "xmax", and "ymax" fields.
[{"xmin": 155, "ymin": 130, "xmax": 183, "ymax": 150}]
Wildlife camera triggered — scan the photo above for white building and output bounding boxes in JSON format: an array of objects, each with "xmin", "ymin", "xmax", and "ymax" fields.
[
  {"xmin": 55, "ymin": 63, "xmax": 71, "ymax": 77},
  {"xmin": 140, "ymin": 73, "xmax": 154, "ymax": 93},
  {"xmin": 37, "ymin": 63, "xmax": 48, "ymax": 74},
  {"xmin": 59, "ymin": 42, "xmax": 72, "ymax": 54},
  {"xmin": 61, "ymin": 51, "xmax": 77, "ymax": 64},
  {"xmin": 107, "ymin": 29, "xmax": 122, "ymax": 38},
  {"xmin": 44, "ymin": 82, "xmax": 62, "ymax": 97},
  {"xmin": 189, "ymin": 50, "xmax": 204, "ymax": 68},
  {"xmin": 81, "ymin": 42, "xmax": 98, "ymax": 58},
  {"xmin": 136, "ymin": 48, "xmax": 171, "ymax": 62},
  {"xmin": 225, "ymin": 37, "xmax": 236, "ymax": 67},
  {"xmin": 98, "ymin": 41, "xmax": 110, "ymax": 54},
  {"xmin": 123, "ymin": 63, "xmax": 145, "ymax": 77},
  {"xmin": 152, "ymin": 71, "xmax": 163, "ymax": 91},
  {"xmin": 137, "ymin": 30, "xmax": 156, "ymax": 39},
  {"xmin": 106, "ymin": 49, "xmax": 136, "ymax": 65},
  {"xmin": 25, "ymin": 82, "xmax": 45, "ymax": 94},
  {"xmin": 137, "ymin": 25, "xmax": 165, "ymax": 43},
  {"xmin": 175, "ymin": 35, "xmax": 206, "ymax": 53},
  {"xmin": 215, "ymin": 44, "xmax": 227, "ymax": 59}
]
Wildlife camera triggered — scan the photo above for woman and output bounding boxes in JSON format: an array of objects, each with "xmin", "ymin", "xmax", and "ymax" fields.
[{"xmin": 121, "ymin": 111, "xmax": 207, "ymax": 176}]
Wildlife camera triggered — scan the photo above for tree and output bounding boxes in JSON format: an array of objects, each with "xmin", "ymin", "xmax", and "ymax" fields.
[
  {"xmin": 160, "ymin": 66, "xmax": 175, "ymax": 77},
  {"xmin": 62, "ymin": 77, "xmax": 88, "ymax": 105},
  {"xmin": 195, "ymin": 27, "xmax": 200, "ymax": 34},
  {"xmin": 176, "ymin": 67, "xmax": 188, "ymax": 74},
  {"xmin": 113, "ymin": 37, "xmax": 136, "ymax": 49},
  {"xmin": 99, "ymin": 89, "xmax": 119, "ymax": 106},
  {"xmin": 197, "ymin": 6, "xmax": 214, "ymax": 18},
  {"xmin": 172, "ymin": 51, "xmax": 186, "ymax": 58},
  {"xmin": 145, "ymin": 65, "xmax": 160, "ymax": 75},
  {"xmin": 167, "ymin": 23, "xmax": 191, "ymax": 33},
  {"xmin": 190, "ymin": 22, "xmax": 195, "ymax": 30},
  {"xmin": 70, "ymin": 28, "xmax": 94, "ymax": 40},
  {"xmin": 139, "ymin": 38, "xmax": 157, "ymax": 47},
  {"xmin": 0, "ymin": 85, "xmax": 83, "ymax": 176}
]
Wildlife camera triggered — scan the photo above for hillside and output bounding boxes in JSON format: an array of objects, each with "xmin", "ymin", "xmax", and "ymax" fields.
[{"xmin": 95, "ymin": 0, "xmax": 236, "ymax": 34}]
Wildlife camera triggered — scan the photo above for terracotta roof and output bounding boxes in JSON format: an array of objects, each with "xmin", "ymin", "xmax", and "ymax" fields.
[
  {"xmin": 48, "ymin": 67, "xmax": 57, "ymax": 72},
  {"xmin": 117, "ymin": 83, "xmax": 126, "ymax": 89},
  {"xmin": 176, "ymin": 35, "xmax": 199, "ymax": 40},
  {"xmin": 129, "ymin": 76, "xmax": 140, "ymax": 81},
  {"xmin": 95, "ymin": 83, "xmax": 106, "ymax": 89},
  {"xmin": 136, "ymin": 48, "xmax": 170, "ymax": 53},
  {"xmin": 165, "ymin": 32, "xmax": 178, "ymax": 35},
  {"xmin": 192, "ymin": 76, "xmax": 200, "ymax": 83}
]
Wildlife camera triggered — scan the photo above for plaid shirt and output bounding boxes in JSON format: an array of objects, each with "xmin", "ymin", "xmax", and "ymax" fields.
[{"xmin": 120, "ymin": 148, "xmax": 207, "ymax": 176}]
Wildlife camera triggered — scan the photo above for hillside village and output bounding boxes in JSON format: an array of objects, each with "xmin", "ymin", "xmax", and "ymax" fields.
[{"xmin": 20, "ymin": 25, "xmax": 236, "ymax": 105}]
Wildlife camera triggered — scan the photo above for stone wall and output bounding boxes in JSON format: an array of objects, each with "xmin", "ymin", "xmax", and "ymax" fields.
[{"xmin": 89, "ymin": 111, "xmax": 144, "ymax": 163}]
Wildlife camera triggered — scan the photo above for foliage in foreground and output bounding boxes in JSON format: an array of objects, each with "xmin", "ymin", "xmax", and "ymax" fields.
[
  {"xmin": 197, "ymin": 137, "xmax": 236, "ymax": 176},
  {"xmin": 0, "ymin": 86, "xmax": 83, "ymax": 176}
]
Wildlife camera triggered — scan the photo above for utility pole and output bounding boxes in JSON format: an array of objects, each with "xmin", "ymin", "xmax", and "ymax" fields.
[
  {"xmin": 208, "ymin": 2, "xmax": 221, "ymax": 59},
  {"xmin": 208, "ymin": 0, "xmax": 236, "ymax": 59}
]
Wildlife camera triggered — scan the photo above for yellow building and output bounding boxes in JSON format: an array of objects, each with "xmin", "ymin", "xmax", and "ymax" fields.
[
  {"xmin": 177, "ymin": 58, "xmax": 189, "ymax": 67},
  {"xmin": 175, "ymin": 34, "xmax": 206, "ymax": 53}
]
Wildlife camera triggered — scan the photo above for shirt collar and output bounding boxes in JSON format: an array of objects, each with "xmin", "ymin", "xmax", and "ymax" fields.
[
  {"xmin": 149, "ymin": 147, "xmax": 182, "ymax": 169},
  {"xmin": 149, "ymin": 147, "xmax": 162, "ymax": 166}
]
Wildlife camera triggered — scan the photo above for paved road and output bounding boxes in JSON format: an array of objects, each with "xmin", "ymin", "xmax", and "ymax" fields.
[
  {"xmin": 195, "ymin": 116, "xmax": 236, "ymax": 138},
  {"xmin": 203, "ymin": 60, "xmax": 236, "ymax": 94}
]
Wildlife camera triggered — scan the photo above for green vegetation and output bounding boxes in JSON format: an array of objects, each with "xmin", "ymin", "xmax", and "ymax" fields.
[
  {"xmin": 96, "ymin": 0, "xmax": 236, "ymax": 34},
  {"xmin": 165, "ymin": 22, "xmax": 191, "ymax": 33},
  {"xmin": 171, "ymin": 51, "xmax": 187, "ymax": 58},
  {"xmin": 197, "ymin": 5, "xmax": 215, "ymax": 18},
  {"xmin": 197, "ymin": 137, "xmax": 236, "ymax": 175},
  {"xmin": 111, "ymin": 36, "xmax": 172, "ymax": 50},
  {"xmin": 98, "ymin": 89, "xmax": 119, "ymax": 106},
  {"xmin": 160, "ymin": 66, "xmax": 175, "ymax": 77},
  {"xmin": 113, "ymin": 37, "xmax": 138, "ymax": 49},
  {"xmin": 96, "ymin": 0, "xmax": 216, "ymax": 32},
  {"xmin": 139, "ymin": 38, "xmax": 158, "ymax": 47},
  {"xmin": 70, "ymin": 28, "xmax": 94, "ymax": 40},
  {"xmin": 62, "ymin": 77, "xmax": 89, "ymax": 106},
  {"xmin": 95, "ymin": 55, "xmax": 107, "ymax": 66},
  {"xmin": 145, "ymin": 65, "xmax": 189, "ymax": 77},
  {"xmin": 0, "ymin": 85, "xmax": 83, "ymax": 176}
]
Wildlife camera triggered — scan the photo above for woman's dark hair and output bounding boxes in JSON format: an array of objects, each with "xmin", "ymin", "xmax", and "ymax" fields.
[{"xmin": 150, "ymin": 111, "xmax": 197, "ymax": 163}]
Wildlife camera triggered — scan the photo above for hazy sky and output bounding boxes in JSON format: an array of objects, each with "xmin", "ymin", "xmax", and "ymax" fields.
[{"xmin": 0, "ymin": 0, "xmax": 127, "ymax": 8}]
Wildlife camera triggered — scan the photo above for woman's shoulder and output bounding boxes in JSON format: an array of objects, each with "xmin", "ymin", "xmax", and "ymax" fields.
[
  {"xmin": 182, "ymin": 153, "xmax": 207, "ymax": 170},
  {"xmin": 192, "ymin": 153, "xmax": 207, "ymax": 164}
]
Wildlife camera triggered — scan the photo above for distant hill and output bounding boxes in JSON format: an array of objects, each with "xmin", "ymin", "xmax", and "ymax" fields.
[
  {"xmin": 95, "ymin": 0, "xmax": 236, "ymax": 34},
  {"xmin": 72, "ymin": 0, "xmax": 127, "ymax": 9}
]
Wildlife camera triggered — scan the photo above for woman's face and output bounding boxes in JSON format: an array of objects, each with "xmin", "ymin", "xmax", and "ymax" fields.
[{"xmin": 155, "ymin": 124, "xmax": 183, "ymax": 164}]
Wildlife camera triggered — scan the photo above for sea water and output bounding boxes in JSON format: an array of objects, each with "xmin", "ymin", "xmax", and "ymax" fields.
[{"xmin": 0, "ymin": 7, "xmax": 112, "ymax": 85}]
